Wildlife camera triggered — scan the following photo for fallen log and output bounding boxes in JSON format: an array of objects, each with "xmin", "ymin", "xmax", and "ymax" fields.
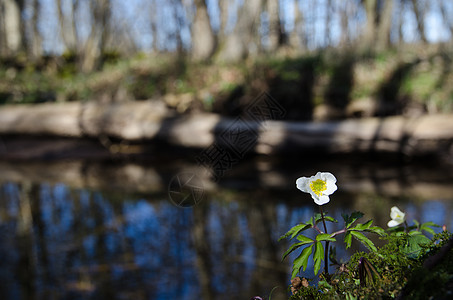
[{"xmin": 0, "ymin": 102, "xmax": 452, "ymax": 158}]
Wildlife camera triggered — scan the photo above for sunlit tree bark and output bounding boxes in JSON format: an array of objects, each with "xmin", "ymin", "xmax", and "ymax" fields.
[
  {"xmin": 56, "ymin": 0, "xmax": 79, "ymax": 52},
  {"xmin": 0, "ymin": 0, "xmax": 23, "ymax": 56},
  {"xmin": 362, "ymin": 0, "xmax": 377, "ymax": 50},
  {"xmin": 410, "ymin": 0, "xmax": 428, "ymax": 43},
  {"xmin": 29, "ymin": 0, "xmax": 42, "ymax": 59},
  {"xmin": 191, "ymin": 0, "xmax": 216, "ymax": 61},
  {"xmin": 80, "ymin": 0, "xmax": 111, "ymax": 72},
  {"xmin": 376, "ymin": 0, "xmax": 393, "ymax": 50},
  {"xmin": 266, "ymin": 0, "xmax": 282, "ymax": 52},
  {"xmin": 217, "ymin": 0, "xmax": 263, "ymax": 61},
  {"xmin": 289, "ymin": 0, "xmax": 304, "ymax": 50},
  {"xmin": 438, "ymin": 0, "xmax": 453, "ymax": 38}
]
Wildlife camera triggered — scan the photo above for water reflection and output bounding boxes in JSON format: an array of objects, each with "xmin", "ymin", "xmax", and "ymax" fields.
[{"xmin": 0, "ymin": 157, "xmax": 452, "ymax": 299}]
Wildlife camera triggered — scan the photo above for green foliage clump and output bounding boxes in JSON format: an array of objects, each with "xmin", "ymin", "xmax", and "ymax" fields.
[{"xmin": 288, "ymin": 231, "xmax": 453, "ymax": 300}]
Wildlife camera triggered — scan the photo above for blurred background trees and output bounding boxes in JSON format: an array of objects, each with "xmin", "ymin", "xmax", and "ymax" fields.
[
  {"xmin": 0, "ymin": 0, "xmax": 452, "ymax": 119},
  {"xmin": 1, "ymin": 0, "xmax": 452, "ymax": 70}
]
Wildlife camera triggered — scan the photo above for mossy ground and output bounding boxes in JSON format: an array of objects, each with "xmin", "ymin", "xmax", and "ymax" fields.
[
  {"xmin": 289, "ymin": 231, "xmax": 453, "ymax": 299},
  {"xmin": 1, "ymin": 44, "xmax": 452, "ymax": 120}
]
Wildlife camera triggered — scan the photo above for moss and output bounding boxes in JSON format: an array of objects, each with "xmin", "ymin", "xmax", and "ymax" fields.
[{"xmin": 289, "ymin": 231, "xmax": 453, "ymax": 299}]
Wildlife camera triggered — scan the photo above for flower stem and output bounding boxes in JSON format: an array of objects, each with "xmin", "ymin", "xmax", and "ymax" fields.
[{"xmin": 319, "ymin": 206, "xmax": 329, "ymax": 275}]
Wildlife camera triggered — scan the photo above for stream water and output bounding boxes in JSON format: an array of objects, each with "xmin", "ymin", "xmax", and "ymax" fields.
[{"xmin": 0, "ymin": 154, "xmax": 452, "ymax": 300}]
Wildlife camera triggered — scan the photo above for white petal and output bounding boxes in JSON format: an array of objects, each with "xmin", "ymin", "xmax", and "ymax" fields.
[
  {"xmin": 387, "ymin": 220, "xmax": 401, "ymax": 227},
  {"xmin": 296, "ymin": 177, "xmax": 310, "ymax": 193},
  {"xmin": 322, "ymin": 172, "xmax": 337, "ymax": 184},
  {"xmin": 324, "ymin": 181, "xmax": 337, "ymax": 195},
  {"xmin": 314, "ymin": 195, "xmax": 330, "ymax": 205},
  {"xmin": 390, "ymin": 206, "xmax": 405, "ymax": 220},
  {"xmin": 314, "ymin": 172, "xmax": 323, "ymax": 180}
]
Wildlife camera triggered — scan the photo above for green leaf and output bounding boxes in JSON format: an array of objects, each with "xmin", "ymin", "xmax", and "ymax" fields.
[
  {"xmin": 351, "ymin": 219, "xmax": 373, "ymax": 231},
  {"xmin": 291, "ymin": 245, "xmax": 313, "ymax": 279},
  {"xmin": 403, "ymin": 233, "xmax": 431, "ymax": 259},
  {"xmin": 316, "ymin": 233, "xmax": 336, "ymax": 242},
  {"xmin": 422, "ymin": 221, "xmax": 440, "ymax": 227},
  {"xmin": 324, "ymin": 216, "xmax": 338, "ymax": 223},
  {"xmin": 279, "ymin": 222, "xmax": 313, "ymax": 241},
  {"xmin": 282, "ymin": 242, "xmax": 304, "ymax": 261},
  {"xmin": 344, "ymin": 231, "xmax": 352, "ymax": 248},
  {"xmin": 420, "ymin": 222, "xmax": 440, "ymax": 236},
  {"xmin": 296, "ymin": 235, "xmax": 315, "ymax": 244},
  {"xmin": 315, "ymin": 213, "xmax": 338, "ymax": 224},
  {"xmin": 343, "ymin": 211, "xmax": 364, "ymax": 228},
  {"xmin": 313, "ymin": 241, "xmax": 324, "ymax": 275},
  {"xmin": 350, "ymin": 231, "xmax": 377, "ymax": 252},
  {"xmin": 365, "ymin": 226, "xmax": 386, "ymax": 237}
]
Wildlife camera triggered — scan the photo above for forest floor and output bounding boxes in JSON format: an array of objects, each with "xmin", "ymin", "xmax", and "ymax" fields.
[{"xmin": 0, "ymin": 43, "xmax": 452, "ymax": 122}]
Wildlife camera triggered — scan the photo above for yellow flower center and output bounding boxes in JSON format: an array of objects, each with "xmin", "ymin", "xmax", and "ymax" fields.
[{"xmin": 310, "ymin": 179, "xmax": 327, "ymax": 197}]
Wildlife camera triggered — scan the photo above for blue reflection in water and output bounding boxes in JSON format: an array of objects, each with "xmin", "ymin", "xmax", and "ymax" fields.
[{"xmin": 0, "ymin": 181, "xmax": 451, "ymax": 299}]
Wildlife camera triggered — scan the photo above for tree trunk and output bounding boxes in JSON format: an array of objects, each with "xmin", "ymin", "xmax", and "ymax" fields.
[
  {"xmin": 80, "ymin": 0, "xmax": 110, "ymax": 72},
  {"xmin": 1, "ymin": 103, "xmax": 453, "ymax": 159},
  {"xmin": 362, "ymin": 0, "xmax": 377, "ymax": 50},
  {"xmin": 339, "ymin": 2, "xmax": 350, "ymax": 47},
  {"xmin": 266, "ymin": 0, "xmax": 282, "ymax": 52},
  {"xmin": 438, "ymin": 0, "xmax": 453, "ymax": 39},
  {"xmin": 217, "ymin": 0, "xmax": 263, "ymax": 62},
  {"xmin": 376, "ymin": 0, "xmax": 393, "ymax": 51},
  {"xmin": 218, "ymin": 0, "xmax": 229, "ymax": 40},
  {"xmin": 289, "ymin": 0, "xmax": 304, "ymax": 50},
  {"xmin": 56, "ymin": 0, "xmax": 78, "ymax": 52},
  {"xmin": 0, "ymin": 0, "xmax": 23, "ymax": 56},
  {"xmin": 191, "ymin": 0, "xmax": 216, "ymax": 61},
  {"xmin": 410, "ymin": 0, "xmax": 427, "ymax": 43},
  {"xmin": 325, "ymin": 0, "xmax": 332, "ymax": 46},
  {"xmin": 30, "ymin": 0, "xmax": 42, "ymax": 59}
]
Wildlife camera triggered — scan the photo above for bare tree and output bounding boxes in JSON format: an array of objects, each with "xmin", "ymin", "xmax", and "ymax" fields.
[
  {"xmin": 266, "ymin": 0, "xmax": 282, "ymax": 52},
  {"xmin": 376, "ymin": 0, "xmax": 394, "ymax": 50},
  {"xmin": 289, "ymin": 0, "xmax": 306, "ymax": 50},
  {"xmin": 80, "ymin": 0, "xmax": 111, "ymax": 72},
  {"xmin": 0, "ymin": 0, "xmax": 24, "ymax": 56},
  {"xmin": 218, "ymin": 0, "xmax": 229, "ymax": 40},
  {"xmin": 29, "ymin": 0, "xmax": 42, "ymax": 59},
  {"xmin": 56, "ymin": 0, "xmax": 79, "ymax": 52},
  {"xmin": 217, "ymin": 0, "xmax": 263, "ymax": 61},
  {"xmin": 339, "ymin": 1, "xmax": 350, "ymax": 47},
  {"xmin": 438, "ymin": 0, "xmax": 453, "ymax": 38},
  {"xmin": 191, "ymin": 0, "xmax": 216, "ymax": 61},
  {"xmin": 362, "ymin": 0, "xmax": 377, "ymax": 50},
  {"xmin": 410, "ymin": 0, "xmax": 428, "ymax": 43}
]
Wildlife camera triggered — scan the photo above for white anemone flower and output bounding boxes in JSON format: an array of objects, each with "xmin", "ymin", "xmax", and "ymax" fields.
[
  {"xmin": 387, "ymin": 206, "xmax": 405, "ymax": 227},
  {"xmin": 296, "ymin": 172, "xmax": 337, "ymax": 205}
]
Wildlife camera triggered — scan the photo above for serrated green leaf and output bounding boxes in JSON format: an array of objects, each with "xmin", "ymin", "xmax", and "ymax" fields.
[
  {"xmin": 344, "ymin": 232, "xmax": 352, "ymax": 248},
  {"xmin": 279, "ymin": 222, "xmax": 313, "ymax": 241},
  {"xmin": 324, "ymin": 216, "xmax": 338, "ymax": 223},
  {"xmin": 413, "ymin": 219, "xmax": 420, "ymax": 227},
  {"xmin": 296, "ymin": 235, "xmax": 314, "ymax": 244},
  {"xmin": 315, "ymin": 213, "xmax": 338, "ymax": 224},
  {"xmin": 365, "ymin": 226, "xmax": 386, "ymax": 236},
  {"xmin": 344, "ymin": 211, "xmax": 364, "ymax": 228},
  {"xmin": 403, "ymin": 233, "xmax": 431, "ymax": 259},
  {"xmin": 351, "ymin": 219, "xmax": 373, "ymax": 231},
  {"xmin": 420, "ymin": 222, "xmax": 440, "ymax": 236},
  {"xmin": 313, "ymin": 241, "xmax": 324, "ymax": 275},
  {"xmin": 291, "ymin": 245, "xmax": 313, "ymax": 279},
  {"xmin": 282, "ymin": 242, "xmax": 304, "ymax": 261},
  {"xmin": 316, "ymin": 233, "xmax": 336, "ymax": 242},
  {"xmin": 314, "ymin": 213, "xmax": 322, "ymax": 224},
  {"xmin": 420, "ymin": 226, "xmax": 435, "ymax": 236},
  {"xmin": 350, "ymin": 231, "xmax": 377, "ymax": 252}
]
